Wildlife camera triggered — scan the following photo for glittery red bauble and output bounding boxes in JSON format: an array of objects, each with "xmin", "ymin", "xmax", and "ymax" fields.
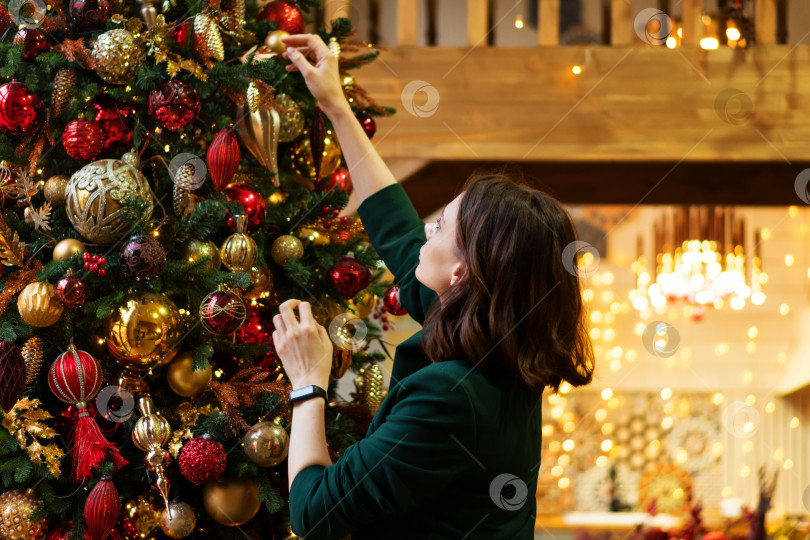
[
  {"xmin": 170, "ymin": 22, "xmax": 190, "ymax": 46},
  {"xmin": 207, "ymin": 128, "xmax": 240, "ymax": 191},
  {"xmin": 119, "ymin": 234, "xmax": 166, "ymax": 279},
  {"xmin": 257, "ymin": 0, "xmax": 305, "ymax": 34},
  {"xmin": 148, "ymin": 79, "xmax": 201, "ymax": 131},
  {"xmin": 200, "ymin": 289, "xmax": 247, "ymax": 335},
  {"xmin": 0, "ymin": 340, "xmax": 25, "ymax": 412},
  {"xmin": 90, "ymin": 95, "xmax": 135, "ymax": 151},
  {"xmin": 69, "ymin": 0, "xmax": 111, "ymax": 29},
  {"xmin": 85, "ymin": 475, "xmax": 120, "ymax": 540},
  {"xmin": 317, "ymin": 167, "xmax": 352, "ymax": 195},
  {"xmin": 224, "ymin": 183, "xmax": 266, "ymax": 233},
  {"xmin": 328, "ymin": 256, "xmax": 372, "ymax": 299},
  {"xmin": 47, "ymin": 523, "xmax": 93, "ymax": 540},
  {"xmin": 383, "ymin": 285, "xmax": 408, "ymax": 315},
  {"xmin": 355, "ymin": 112, "xmax": 376, "ymax": 139},
  {"xmin": 0, "ymin": 81, "xmax": 43, "ymax": 135},
  {"xmin": 235, "ymin": 304, "xmax": 278, "ymax": 373},
  {"xmin": 13, "ymin": 28, "xmax": 50, "ymax": 61},
  {"xmin": 55, "ymin": 273, "xmax": 87, "ymax": 309},
  {"xmin": 62, "ymin": 119, "xmax": 105, "ymax": 160},
  {"xmin": 178, "ymin": 435, "xmax": 227, "ymax": 484}
]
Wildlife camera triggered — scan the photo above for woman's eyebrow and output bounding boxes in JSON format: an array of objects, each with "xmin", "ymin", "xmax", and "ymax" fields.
[{"xmin": 439, "ymin": 209, "xmax": 445, "ymax": 223}]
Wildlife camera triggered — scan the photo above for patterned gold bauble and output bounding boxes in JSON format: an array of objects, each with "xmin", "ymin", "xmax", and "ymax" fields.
[
  {"xmin": 106, "ymin": 292, "xmax": 184, "ymax": 371},
  {"xmin": 244, "ymin": 266, "xmax": 273, "ymax": 300},
  {"xmin": 350, "ymin": 289, "xmax": 377, "ymax": 320},
  {"xmin": 270, "ymin": 235, "xmax": 303, "ymax": 266},
  {"xmin": 91, "ymin": 30, "xmax": 145, "ymax": 85},
  {"xmin": 17, "ymin": 282, "xmax": 63, "ymax": 328},
  {"xmin": 21, "ymin": 337, "xmax": 44, "ymax": 386},
  {"xmin": 220, "ymin": 216, "xmax": 258, "ymax": 272},
  {"xmin": 242, "ymin": 420, "xmax": 289, "ymax": 467},
  {"xmin": 167, "ymin": 352, "xmax": 212, "ymax": 398},
  {"xmin": 0, "ymin": 489, "xmax": 47, "ymax": 540},
  {"xmin": 263, "ymin": 30, "xmax": 289, "ymax": 54},
  {"xmin": 182, "ymin": 239, "xmax": 221, "ymax": 272},
  {"xmin": 290, "ymin": 130, "xmax": 342, "ymax": 181},
  {"xmin": 65, "ymin": 151, "xmax": 154, "ymax": 245},
  {"xmin": 158, "ymin": 500, "xmax": 196, "ymax": 539},
  {"xmin": 52, "ymin": 238, "xmax": 85, "ymax": 262},
  {"xmin": 203, "ymin": 478, "xmax": 260, "ymax": 526},
  {"xmin": 275, "ymin": 93, "xmax": 304, "ymax": 143},
  {"xmin": 43, "ymin": 175, "xmax": 69, "ymax": 207},
  {"xmin": 132, "ymin": 414, "xmax": 172, "ymax": 452}
]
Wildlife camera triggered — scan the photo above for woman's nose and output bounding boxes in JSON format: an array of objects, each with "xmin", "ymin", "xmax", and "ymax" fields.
[{"xmin": 424, "ymin": 222, "xmax": 432, "ymax": 239}]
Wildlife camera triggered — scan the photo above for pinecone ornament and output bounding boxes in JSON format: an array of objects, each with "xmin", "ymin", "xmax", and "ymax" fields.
[
  {"xmin": 21, "ymin": 336, "xmax": 44, "ymax": 386},
  {"xmin": 354, "ymin": 362, "xmax": 384, "ymax": 415},
  {"xmin": 52, "ymin": 68, "xmax": 77, "ymax": 117},
  {"xmin": 194, "ymin": 12, "xmax": 224, "ymax": 62},
  {"xmin": 173, "ymin": 161, "xmax": 204, "ymax": 191},
  {"xmin": 221, "ymin": 0, "xmax": 245, "ymax": 32}
]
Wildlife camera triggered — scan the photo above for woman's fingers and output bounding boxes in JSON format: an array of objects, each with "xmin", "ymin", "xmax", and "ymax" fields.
[
  {"xmin": 283, "ymin": 47, "xmax": 314, "ymax": 76},
  {"xmin": 297, "ymin": 301, "xmax": 315, "ymax": 327},
  {"xmin": 281, "ymin": 33, "xmax": 332, "ymax": 62},
  {"xmin": 279, "ymin": 299, "xmax": 301, "ymax": 332}
]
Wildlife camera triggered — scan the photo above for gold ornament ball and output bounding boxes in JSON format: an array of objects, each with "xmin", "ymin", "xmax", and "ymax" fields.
[
  {"xmin": 91, "ymin": 29, "xmax": 145, "ymax": 85},
  {"xmin": 0, "ymin": 489, "xmax": 47, "ymax": 540},
  {"xmin": 275, "ymin": 93, "xmax": 304, "ymax": 143},
  {"xmin": 17, "ymin": 282, "xmax": 63, "ymax": 328},
  {"xmin": 290, "ymin": 130, "xmax": 342, "ymax": 181},
  {"xmin": 65, "ymin": 151, "xmax": 154, "ymax": 245},
  {"xmin": 244, "ymin": 266, "xmax": 274, "ymax": 300},
  {"xmin": 350, "ymin": 290, "xmax": 377, "ymax": 320},
  {"xmin": 264, "ymin": 30, "xmax": 289, "ymax": 54},
  {"xmin": 267, "ymin": 191, "xmax": 286, "ymax": 206},
  {"xmin": 52, "ymin": 238, "xmax": 86, "ymax": 262},
  {"xmin": 242, "ymin": 421, "xmax": 289, "ymax": 467},
  {"xmin": 158, "ymin": 501, "xmax": 196, "ymax": 539},
  {"xmin": 182, "ymin": 239, "xmax": 221, "ymax": 272},
  {"xmin": 106, "ymin": 292, "xmax": 184, "ymax": 372},
  {"xmin": 43, "ymin": 175, "xmax": 69, "ymax": 207},
  {"xmin": 132, "ymin": 413, "xmax": 172, "ymax": 452},
  {"xmin": 220, "ymin": 232, "xmax": 258, "ymax": 272},
  {"xmin": 270, "ymin": 235, "xmax": 303, "ymax": 266},
  {"xmin": 203, "ymin": 478, "xmax": 261, "ymax": 526},
  {"xmin": 167, "ymin": 352, "xmax": 212, "ymax": 397}
]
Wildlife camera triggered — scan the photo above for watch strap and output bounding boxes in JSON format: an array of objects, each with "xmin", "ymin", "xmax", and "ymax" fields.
[{"xmin": 289, "ymin": 385, "xmax": 327, "ymax": 405}]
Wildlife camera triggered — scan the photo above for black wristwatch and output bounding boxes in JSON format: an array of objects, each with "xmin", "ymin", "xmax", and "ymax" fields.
[{"xmin": 289, "ymin": 385, "xmax": 327, "ymax": 405}]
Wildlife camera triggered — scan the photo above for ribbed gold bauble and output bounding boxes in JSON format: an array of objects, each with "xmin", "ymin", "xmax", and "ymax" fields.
[
  {"xmin": 0, "ymin": 489, "xmax": 47, "ymax": 539},
  {"xmin": 220, "ymin": 234, "xmax": 258, "ymax": 272},
  {"xmin": 242, "ymin": 421, "xmax": 289, "ymax": 467},
  {"xmin": 290, "ymin": 130, "xmax": 342, "ymax": 182},
  {"xmin": 182, "ymin": 239, "xmax": 221, "ymax": 272},
  {"xmin": 270, "ymin": 235, "xmax": 303, "ymax": 266},
  {"xmin": 275, "ymin": 93, "xmax": 304, "ymax": 143},
  {"xmin": 43, "ymin": 175, "xmax": 69, "ymax": 206},
  {"xmin": 52, "ymin": 238, "xmax": 85, "ymax": 262},
  {"xmin": 203, "ymin": 478, "xmax": 260, "ymax": 526},
  {"xmin": 91, "ymin": 29, "xmax": 145, "ymax": 84},
  {"xmin": 167, "ymin": 352, "xmax": 212, "ymax": 397},
  {"xmin": 17, "ymin": 283, "xmax": 63, "ymax": 327}
]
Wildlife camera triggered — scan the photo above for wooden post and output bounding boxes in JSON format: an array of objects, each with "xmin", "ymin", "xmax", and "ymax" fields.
[
  {"xmin": 755, "ymin": 0, "xmax": 776, "ymax": 45},
  {"xmin": 397, "ymin": 0, "xmax": 419, "ymax": 46},
  {"xmin": 610, "ymin": 0, "xmax": 632, "ymax": 45},
  {"xmin": 323, "ymin": 0, "xmax": 348, "ymax": 24},
  {"xmin": 681, "ymin": 0, "xmax": 703, "ymax": 45},
  {"xmin": 467, "ymin": 0, "xmax": 488, "ymax": 45},
  {"xmin": 538, "ymin": 0, "xmax": 560, "ymax": 46}
]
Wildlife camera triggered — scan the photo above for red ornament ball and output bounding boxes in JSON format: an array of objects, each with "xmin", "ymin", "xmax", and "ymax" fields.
[
  {"xmin": 199, "ymin": 289, "xmax": 247, "ymax": 335},
  {"xmin": 13, "ymin": 28, "xmax": 50, "ymax": 61},
  {"xmin": 62, "ymin": 119, "xmax": 105, "ymax": 160},
  {"xmin": 46, "ymin": 523, "xmax": 93, "ymax": 540},
  {"xmin": 235, "ymin": 304, "xmax": 278, "ymax": 373},
  {"xmin": 178, "ymin": 435, "xmax": 227, "ymax": 485},
  {"xmin": 0, "ymin": 81, "xmax": 43, "ymax": 135},
  {"xmin": 69, "ymin": 0, "xmax": 111, "ymax": 30},
  {"xmin": 206, "ymin": 128, "xmax": 240, "ymax": 191},
  {"xmin": 118, "ymin": 235, "xmax": 166, "ymax": 280},
  {"xmin": 224, "ymin": 183, "xmax": 266, "ymax": 233},
  {"xmin": 0, "ymin": 340, "xmax": 25, "ymax": 412},
  {"xmin": 327, "ymin": 256, "xmax": 372, "ymax": 299},
  {"xmin": 170, "ymin": 22, "xmax": 190, "ymax": 46},
  {"xmin": 55, "ymin": 273, "xmax": 87, "ymax": 309},
  {"xmin": 148, "ymin": 79, "xmax": 201, "ymax": 131},
  {"xmin": 317, "ymin": 167, "xmax": 352, "ymax": 195},
  {"xmin": 90, "ymin": 95, "xmax": 135, "ymax": 151},
  {"xmin": 355, "ymin": 112, "xmax": 376, "ymax": 139},
  {"xmin": 48, "ymin": 346, "xmax": 103, "ymax": 405},
  {"xmin": 257, "ymin": 0, "xmax": 305, "ymax": 34},
  {"xmin": 383, "ymin": 285, "xmax": 408, "ymax": 316}
]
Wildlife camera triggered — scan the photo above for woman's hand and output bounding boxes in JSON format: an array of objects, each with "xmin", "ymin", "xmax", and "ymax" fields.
[
  {"xmin": 280, "ymin": 34, "xmax": 348, "ymax": 116},
  {"xmin": 273, "ymin": 299, "xmax": 334, "ymax": 390}
]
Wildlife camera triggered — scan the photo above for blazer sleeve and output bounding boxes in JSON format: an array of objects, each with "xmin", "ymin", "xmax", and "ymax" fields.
[
  {"xmin": 356, "ymin": 183, "xmax": 439, "ymax": 325},
  {"xmin": 288, "ymin": 364, "xmax": 478, "ymax": 539}
]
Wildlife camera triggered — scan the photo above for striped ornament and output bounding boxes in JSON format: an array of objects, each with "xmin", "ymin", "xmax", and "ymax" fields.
[
  {"xmin": 48, "ymin": 345, "xmax": 102, "ymax": 406},
  {"xmin": 206, "ymin": 128, "xmax": 240, "ymax": 191},
  {"xmin": 84, "ymin": 475, "xmax": 120, "ymax": 540}
]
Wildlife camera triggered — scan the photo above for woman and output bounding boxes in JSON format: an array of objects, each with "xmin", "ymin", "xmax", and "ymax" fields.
[{"xmin": 272, "ymin": 34, "xmax": 595, "ymax": 539}]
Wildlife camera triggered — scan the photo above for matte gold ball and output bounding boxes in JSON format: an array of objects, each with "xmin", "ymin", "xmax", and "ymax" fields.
[
  {"xmin": 43, "ymin": 175, "xmax": 69, "ymax": 207},
  {"xmin": 264, "ymin": 30, "xmax": 289, "ymax": 54},
  {"xmin": 182, "ymin": 239, "xmax": 221, "ymax": 272},
  {"xmin": 203, "ymin": 478, "xmax": 260, "ymax": 526},
  {"xmin": 158, "ymin": 500, "xmax": 196, "ymax": 539},
  {"xmin": 167, "ymin": 352, "xmax": 212, "ymax": 397},
  {"xmin": 17, "ymin": 282, "xmax": 63, "ymax": 328},
  {"xmin": 242, "ymin": 421, "xmax": 289, "ymax": 467},
  {"xmin": 270, "ymin": 235, "xmax": 303, "ymax": 266},
  {"xmin": 220, "ymin": 232, "xmax": 258, "ymax": 272},
  {"xmin": 290, "ymin": 130, "xmax": 342, "ymax": 181},
  {"xmin": 0, "ymin": 489, "xmax": 47, "ymax": 540},
  {"xmin": 53, "ymin": 239, "xmax": 86, "ymax": 262}
]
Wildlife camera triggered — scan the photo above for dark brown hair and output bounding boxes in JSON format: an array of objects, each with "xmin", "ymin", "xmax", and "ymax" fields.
[{"xmin": 422, "ymin": 169, "xmax": 595, "ymax": 393}]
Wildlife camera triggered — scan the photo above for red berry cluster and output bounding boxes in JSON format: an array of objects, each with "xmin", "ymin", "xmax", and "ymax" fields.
[
  {"xmin": 82, "ymin": 252, "xmax": 107, "ymax": 277},
  {"xmin": 320, "ymin": 206, "xmax": 349, "ymax": 229},
  {"xmin": 372, "ymin": 307, "xmax": 391, "ymax": 331}
]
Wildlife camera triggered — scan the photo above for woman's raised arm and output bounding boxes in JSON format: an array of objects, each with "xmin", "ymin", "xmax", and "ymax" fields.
[{"xmin": 281, "ymin": 34, "xmax": 397, "ymax": 205}]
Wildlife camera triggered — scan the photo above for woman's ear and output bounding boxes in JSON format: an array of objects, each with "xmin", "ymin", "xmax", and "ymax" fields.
[{"xmin": 449, "ymin": 262, "xmax": 464, "ymax": 286}]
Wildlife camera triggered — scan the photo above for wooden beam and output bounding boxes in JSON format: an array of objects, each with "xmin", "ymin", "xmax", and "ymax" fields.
[
  {"xmin": 400, "ymin": 161, "xmax": 810, "ymax": 218},
  {"xmin": 681, "ymin": 0, "xmax": 703, "ymax": 45},
  {"xmin": 610, "ymin": 0, "xmax": 633, "ymax": 45},
  {"xmin": 466, "ymin": 0, "xmax": 488, "ymax": 46},
  {"xmin": 538, "ymin": 0, "xmax": 560, "ymax": 46},
  {"xmin": 323, "ymin": 0, "xmax": 348, "ymax": 26},
  {"xmin": 397, "ymin": 0, "xmax": 419, "ymax": 46},
  {"xmin": 756, "ymin": 0, "xmax": 777, "ymax": 45}
]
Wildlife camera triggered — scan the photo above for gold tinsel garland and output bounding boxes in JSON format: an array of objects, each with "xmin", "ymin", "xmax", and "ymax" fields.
[{"xmin": 1, "ymin": 398, "xmax": 64, "ymax": 478}]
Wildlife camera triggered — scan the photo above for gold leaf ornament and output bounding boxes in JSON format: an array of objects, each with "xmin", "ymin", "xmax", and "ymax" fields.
[{"xmin": 1, "ymin": 397, "xmax": 65, "ymax": 478}]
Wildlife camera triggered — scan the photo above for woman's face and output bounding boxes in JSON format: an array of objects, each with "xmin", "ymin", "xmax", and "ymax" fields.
[{"xmin": 415, "ymin": 193, "xmax": 465, "ymax": 295}]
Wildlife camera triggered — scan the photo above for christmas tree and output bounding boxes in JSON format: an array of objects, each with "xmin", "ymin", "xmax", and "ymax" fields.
[{"xmin": 0, "ymin": 0, "xmax": 399, "ymax": 537}]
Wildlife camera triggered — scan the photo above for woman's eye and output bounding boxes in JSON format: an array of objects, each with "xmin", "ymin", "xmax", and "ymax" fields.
[{"xmin": 435, "ymin": 219, "xmax": 441, "ymax": 232}]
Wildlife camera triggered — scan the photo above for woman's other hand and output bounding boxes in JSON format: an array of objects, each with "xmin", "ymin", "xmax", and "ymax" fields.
[
  {"xmin": 273, "ymin": 299, "xmax": 334, "ymax": 390},
  {"xmin": 281, "ymin": 34, "xmax": 347, "ymax": 116}
]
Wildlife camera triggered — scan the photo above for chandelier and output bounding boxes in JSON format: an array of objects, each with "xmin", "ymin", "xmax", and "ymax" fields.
[{"xmin": 630, "ymin": 206, "xmax": 764, "ymax": 320}]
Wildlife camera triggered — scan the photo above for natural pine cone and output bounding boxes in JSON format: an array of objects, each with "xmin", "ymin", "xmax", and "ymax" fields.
[
  {"xmin": 21, "ymin": 336, "xmax": 44, "ymax": 386},
  {"xmin": 173, "ymin": 161, "xmax": 204, "ymax": 191},
  {"xmin": 52, "ymin": 68, "xmax": 77, "ymax": 117}
]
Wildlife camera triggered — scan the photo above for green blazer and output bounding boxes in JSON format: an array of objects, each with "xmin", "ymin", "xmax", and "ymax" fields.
[{"xmin": 289, "ymin": 184, "xmax": 543, "ymax": 539}]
